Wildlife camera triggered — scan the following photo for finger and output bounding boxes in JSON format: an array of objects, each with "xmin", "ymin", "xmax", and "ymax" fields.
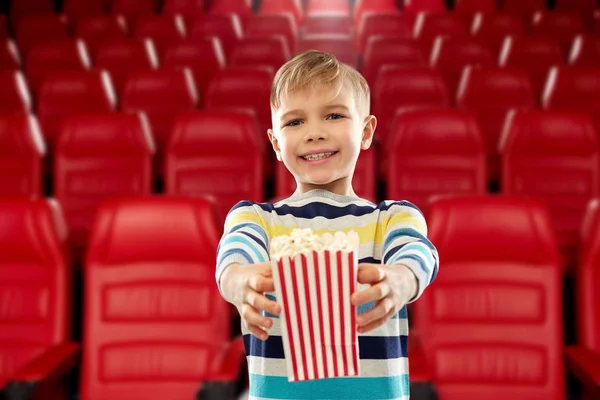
[
  {"xmin": 351, "ymin": 281, "xmax": 390, "ymax": 306},
  {"xmin": 246, "ymin": 291, "xmax": 281, "ymax": 316},
  {"xmin": 241, "ymin": 304, "xmax": 273, "ymax": 330},
  {"xmin": 356, "ymin": 296, "xmax": 394, "ymax": 327},
  {"xmin": 249, "ymin": 274, "xmax": 275, "ymax": 293},
  {"xmin": 357, "ymin": 264, "xmax": 386, "ymax": 285},
  {"xmin": 358, "ymin": 304, "xmax": 397, "ymax": 334},
  {"xmin": 246, "ymin": 324, "xmax": 269, "ymax": 341}
]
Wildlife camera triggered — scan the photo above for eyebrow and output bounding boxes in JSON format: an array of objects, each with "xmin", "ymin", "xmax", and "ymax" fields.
[{"xmin": 279, "ymin": 104, "xmax": 351, "ymax": 122}]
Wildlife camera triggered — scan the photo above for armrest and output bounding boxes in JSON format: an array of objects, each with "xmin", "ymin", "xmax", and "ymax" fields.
[
  {"xmin": 196, "ymin": 337, "xmax": 247, "ymax": 400},
  {"xmin": 565, "ymin": 345, "xmax": 600, "ymax": 397},
  {"xmin": 4, "ymin": 342, "xmax": 80, "ymax": 400}
]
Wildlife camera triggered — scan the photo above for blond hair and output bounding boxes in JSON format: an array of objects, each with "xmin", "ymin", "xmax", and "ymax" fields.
[{"xmin": 270, "ymin": 50, "xmax": 370, "ymax": 116}]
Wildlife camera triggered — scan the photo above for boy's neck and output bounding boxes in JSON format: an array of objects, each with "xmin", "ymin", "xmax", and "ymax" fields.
[{"xmin": 293, "ymin": 177, "xmax": 357, "ymax": 198}]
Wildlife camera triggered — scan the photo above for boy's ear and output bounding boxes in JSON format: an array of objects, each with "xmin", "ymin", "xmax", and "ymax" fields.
[
  {"xmin": 267, "ymin": 129, "xmax": 282, "ymax": 161},
  {"xmin": 361, "ymin": 115, "xmax": 377, "ymax": 150}
]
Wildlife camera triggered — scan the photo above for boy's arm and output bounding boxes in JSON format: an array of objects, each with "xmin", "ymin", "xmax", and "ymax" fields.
[
  {"xmin": 216, "ymin": 201, "xmax": 270, "ymax": 298},
  {"xmin": 382, "ymin": 201, "xmax": 439, "ymax": 302}
]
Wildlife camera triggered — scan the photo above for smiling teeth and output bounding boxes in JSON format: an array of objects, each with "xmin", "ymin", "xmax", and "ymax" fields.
[{"xmin": 303, "ymin": 152, "xmax": 334, "ymax": 161}]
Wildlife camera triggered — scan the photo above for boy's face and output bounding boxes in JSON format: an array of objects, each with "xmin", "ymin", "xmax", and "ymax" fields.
[{"xmin": 268, "ymin": 83, "xmax": 376, "ymax": 196}]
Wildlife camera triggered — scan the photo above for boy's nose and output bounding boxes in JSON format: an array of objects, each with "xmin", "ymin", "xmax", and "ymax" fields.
[{"xmin": 303, "ymin": 126, "xmax": 329, "ymax": 142}]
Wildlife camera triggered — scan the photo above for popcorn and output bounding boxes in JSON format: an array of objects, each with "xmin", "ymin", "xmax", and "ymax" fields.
[{"xmin": 270, "ymin": 228, "xmax": 360, "ymax": 382}]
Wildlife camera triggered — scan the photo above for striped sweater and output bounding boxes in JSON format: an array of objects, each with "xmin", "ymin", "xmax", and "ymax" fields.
[{"xmin": 216, "ymin": 189, "xmax": 439, "ymax": 400}]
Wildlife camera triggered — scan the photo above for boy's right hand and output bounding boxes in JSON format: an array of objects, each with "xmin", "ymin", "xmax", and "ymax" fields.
[{"xmin": 222, "ymin": 262, "xmax": 281, "ymax": 341}]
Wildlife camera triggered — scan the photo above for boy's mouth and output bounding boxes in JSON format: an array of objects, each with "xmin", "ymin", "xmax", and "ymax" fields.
[{"xmin": 300, "ymin": 151, "xmax": 338, "ymax": 161}]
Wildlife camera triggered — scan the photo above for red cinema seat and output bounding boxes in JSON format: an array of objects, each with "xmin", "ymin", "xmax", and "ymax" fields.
[
  {"xmin": 161, "ymin": 37, "xmax": 226, "ymax": 102},
  {"xmin": 471, "ymin": 12, "xmax": 525, "ymax": 58},
  {"xmin": 429, "ymin": 36, "xmax": 494, "ymax": 100},
  {"xmin": 454, "ymin": 0, "xmax": 496, "ymax": 15},
  {"xmin": 120, "ymin": 68, "xmax": 198, "ymax": 165},
  {"xmin": 301, "ymin": 13, "xmax": 353, "ymax": 36},
  {"xmin": 414, "ymin": 12, "xmax": 470, "ymax": 56},
  {"xmin": 0, "ymin": 198, "xmax": 78, "ymax": 399},
  {"xmin": 229, "ymin": 36, "xmax": 290, "ymax": 72},
  {"xmin": 404, "ymin": 0, "xmax": 446, "ymax": 14},
  {"xmin": 543, "ymin": 66, "xmax": 600, "ymax": 137},
  {"xmin": 501, "ymin": 0, "xmax": 547, "ymax": 19},
  {"xmin": 499, "ymin": 36, "xmax": 564, "ymax": 104},
  {"xmin": 62, "ymin": 0, "xmax": 105, "ymax": 19},
  {"xmin": 205, "ymin": 66, "xmax": 274, "ymax": 136},
  {"xmin": 457, "ymin": 66, "xmax": 535, "ymax": 183},
  {"xmin": 163, "ymin": 0, "xmax": 206, "ymax": 16},
  {"xmin": 417, "ymin": 195, "xmax": 564, "ymax": 399},
  {"xmin": 210, "ymin": 0, "xmax": 253, "ymax": 29},
  {"xmin": 246, "ymin": 14, "xmax": 297, "ymax": 54},
  {"xmin": 0, "ymin": 115, "xmax": 45, "ymax": 198},
  {"xmin": 54, "ymin": 112, "xmax": 154, "ymax": 261},
  {"xmin": 500, "ymin": 110, "xmax": 600, "ymax": 271},
  {"xmin": 356, "ymin": 13, "xmax": 413, "ymax": 53},
  {"xmin": 36, "ymin": 70, "xmax": 117, "ymax": 150},
  {"xmin": 188, "ymin": 14, "xmax": 243, "ymax": 59},
  {"xmin": 14, "ymin": 14, "xmax": 70, "ymax": 57},
  {"xmin": 71, "ymin": 15, "xmax": 129, "ymax": 55},
  {"xmin": 567, "ymin": 200, "xmax": 600, "ymax": 400},
  {"xmin": 0, "ymin": 39, "xmax": 20, "ymax": 71},
  {"xmin": 92, "ymin": 38, "xmax": 159, "ymax": 95},
  {"xmin": 555, "ymin": 0, "xmax": 598, "ymax": 13},
  {"xmin": 299, "ymin": 34, "xmax": 357, "ymax": 68},
  {"xmin": 386, "ymin": 109, "xmax": 486, "ymax": 216},
  {"xmin": 260, "ymin": 0, "xmax": 303, "ymax": 27},
  {"xmin": 307, "ymin": 0, "xmax": 349, "ymax": 15},
  {"xmin": 9, "ymin": 0, "xmax": 55, "ymax": 23},
  {"xmin": 531, "ymin": 11, "xmax": 586, "ymax": 58},
  {"xmin": 25, "ymin": 39, "xmax": 91, "ymax": 97},
  {"xmin": 275, "ymin": 146, "xmax": 376, "ymax": 203},
  {"xmin": 353, "ymin": 0, "xmax": 399, "ymax": 24},
  {"xmin": 361, "ymin": 37, "xmax": 427, "ymax": 88},
  {"xmin": 109, "ymin": 0, "xmax": 156, "ymax": 25},
  {"xmin": 372, "ymin": 66, "xmax": 450, "ymax": 146},
  {"xmin": 81, "ymin": 196, "xmax": 244, "ymax": 399},
  {"xmin": 0, "ymin": 70, "xmax": 32, "ymax": 114},
  {"xmin": 132, "ymin": 15, "xmax": 187, "ymax": 56},
  {"xmin": 165, "ymin": 110, "xmax": 264, "ymax": 214},
  {"xmin": 569, "ymin": 35, "xmax": 600, "ymax": 67},
  {"xmin": 0, "ymin": 15, "xmax": 7, "ymax": 38}
]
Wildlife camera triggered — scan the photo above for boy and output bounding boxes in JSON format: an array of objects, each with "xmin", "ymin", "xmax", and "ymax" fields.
[{"xmin": 216, "ymin": 51, "xmax": 439, "ymax": 400}]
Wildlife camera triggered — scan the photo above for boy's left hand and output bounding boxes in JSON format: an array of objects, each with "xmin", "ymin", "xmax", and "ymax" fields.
[{"xmin": 351, "ymin": 263, "xmax": 418, "ymax": 334}]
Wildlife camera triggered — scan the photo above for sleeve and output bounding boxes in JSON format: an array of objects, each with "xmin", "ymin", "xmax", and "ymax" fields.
[
  {"xmin": 381, "ymin": 201, "xmax": 439, "ymax": 302},
  {"xmin": 215, "ymin": 201, "xmax": 271, "ymax": 296}
]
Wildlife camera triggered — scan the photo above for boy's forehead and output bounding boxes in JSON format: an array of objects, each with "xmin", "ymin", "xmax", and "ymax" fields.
[{"xmin": 274, "ymin": 83, "xmax": 356, "ymax": 113}]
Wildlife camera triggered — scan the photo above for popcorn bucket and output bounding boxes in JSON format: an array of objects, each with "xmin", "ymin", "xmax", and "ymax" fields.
[{"xmin": 270, "ymin": 230, "xmax": 360, "ymax": 382}]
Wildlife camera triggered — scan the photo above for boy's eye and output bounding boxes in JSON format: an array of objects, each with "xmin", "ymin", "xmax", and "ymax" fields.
[
  {"xmin": 326, "ymin": 113, "xmax": 344, "ymax": 120},
  {"xmin": 284, "ymin": 119, "xmax": 302, "ymax": 127}
]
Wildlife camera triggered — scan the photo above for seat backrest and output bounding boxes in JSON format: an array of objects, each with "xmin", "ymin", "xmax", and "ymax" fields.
[
  {"xmin": 54, "ymin": 112, "xmax": 154, "ymax": 253},
  {"xmin": 205, "ymin": 66, "xmax": 274, "ymax": 135},
  {"xmin": 578, "ymin": 199, "xmax": 600, "ymax": 352},
  {"xmin": 361, "ymin": 36, "xmax": 427, "ymax": 87},
  {"xmin": 413, "ymin": 12, "xmax": 470, "ymax": 55},
  {"xmin": 457, "ymin": 66, "xmax": 535, "ymax": 181},
  {"xmin": 245, "ymin": 14, "xmax": 297, "ymax": 54},
  {"xmin": 120, "ymin": 68, "xmax": 198, "ymax": 150},
  {"xmin": 9, "ymin": 0, "xmax": 55, "ymax": 23},
  {"xmin": 14, "ymin": 14, "xmax": 70, "ymax": 56},
  {"xmin": 132, "ymin": 14, "xmax": 187, "ymax": 55},
  {"xmin": 454, "ymin": 0, "xmax": 496, "ymax": 14},
  {"xmin": 72, "ymin": 15, "xmax": 128, "ymax": 54},
  {"xmin": 403, "ymin": 0, "xmax": 446, "ymax": 14},
  {"xmin": 569, "ymin": 35, "xmax": 600, "ymax": 67},
  {"xmin": 163, "ymin": 0, "xmax": 206, "ymax": 15},
  {"xmin": 229, "ymin": 36, "xmax": 290, "ymax": 72},
  {"xmin": 353, "ymin": 0, "xmax": 399, "ymax": 24},
  {"xmin": 555, "ymin": 0, "xmax": 599, "ymax": 12},
  {"xmin": 430, "ymin": 36, "xmax": 494, "ymax": 100},
  {"xmin": 386, "ymin": 109, "xmax": 486, "ymax": 216},
  {"xmin": 188, "ymin": 14, "xmax": 243, "ymax": 58},
  {"xmin": 0, "ymin": 39, "xmax": 20, "ymax": 71},
  {"xmin": 161, "ymin": 38, "xmax": 225, "ymax": 100},
  {"xmin": 81, "ymin": 196, "xmax": 229, "ymax": 400},
  {"xmin": 357, "ymin": 13, "xmax": 413, "ymax": 52},
  {"xmin": 542, "ymin": 66, "xmax": 600, "ymax": 135},
  {"xmin": 165, "ymin": 110, "xmax": 263, "ymax": 214},
  {"xmin": 62, "ymin": 0, "xmax": 105, "ymax": 19},
  {"xmin": 260, "ymin": 0, "xmax": 303, "ymax": 27},
  {"xmin": 92, "ymin": 38, "xmax": 159, "ymax": 95},
  {"xmin": 501, "ymin": 110, "xmax": 600, "ymax": 270},
  {"xmin": 531, "ymin": 11, "xmax": 586, "ymax": 58},
  {"xmin": 373, "ymin": 66, "xmax": 450, "ymax": 144},
  {"xmin": 25, "ymin": 39, "xmax": 91, "ymax": 97},
  {"xmin": 0, "ymin": 70, "xmax": 31, "ymax": 115},
  {"xmin": 109, "ymin": 0, "xmax": 156, "ymax": 24},
  {"xmin": 299, "ymin": 34, "xmax": 357, "ymax": 68},
  {"xmin": 0, "ymin": 198, "xmax": 71, "ymax": 385},
  {"xmin": 0, "ymin": 15, "xmax": 5, "ymax": 39},
  {"xmin": 301, "ymin": 13, "xmax": 353, "ymax": 36},
  {"xmin": 501, "ymin": 0, "xmax": 547, "ymax": 16},
  {"xmin": 418, "ymin": 194, "xmax": 564, "ymax": 399},
  {"xmin": 471, "ymin": 12, "xmax": 525, "ymax": 58},
  {"xmin": 0, "ymin": 115, "xmax": 45, "ymax": 197},
  {"xmin": 36, "ymin": 70, "xmax": 117, "ymax": 147}
]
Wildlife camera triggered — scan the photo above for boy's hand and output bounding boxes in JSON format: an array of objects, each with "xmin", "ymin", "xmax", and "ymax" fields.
[
  {"xmin": 222, "ymin": 262, "xmax": 281, "ymax": 341},
  {"xmin": 351, "ymin": 263, "xmax": 418, "ymax": 334}
]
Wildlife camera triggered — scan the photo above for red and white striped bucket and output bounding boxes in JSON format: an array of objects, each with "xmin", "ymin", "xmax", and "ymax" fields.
[{"xmin": 271, "ymin": 249, "xmax": 360, "ymax": 382}]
